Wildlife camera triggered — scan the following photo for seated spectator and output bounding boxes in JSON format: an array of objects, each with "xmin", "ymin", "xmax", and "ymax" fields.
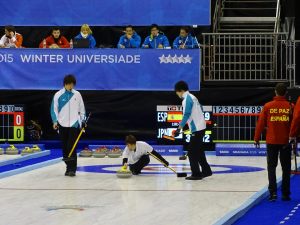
[
  {"xmin": 0, "ymin": 25, "xmax": 23, "ymax": 48},
  {"xmin": 118, "ymin": 25, "xmax": 141, "ymax": 48},
  {"xmin": 142, "ymin": 24, "xmax": 170, "ymax": 49},
  {"xmin": 39, "ymin": 27, "xmax": 70, "ymax": 48},
  {"xmin": 74, "ymin": 24, "xmax": 96, "ymax": 48},
  {"xmin": 173, "ymin": 27, "xmax": 198, "ymax": 49}
]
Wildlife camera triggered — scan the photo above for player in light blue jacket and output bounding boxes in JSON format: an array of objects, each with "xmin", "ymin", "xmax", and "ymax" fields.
[
  {"xmin": 51, "ymin": 75, "xmax": 86, "ymax": 177},
  {"xmin": 142, "ymin": 24, "xmax": 170, "ymax": 49},
  {"xmin": 117, "ymin": 25, "xmax": 141, "ymax": 48},
  {"xmin": 173, "ymin": 27, "xmax": 198, "ymax": 49},
  {"xmin": 174, "ymin": 81, "xmax": 212, "ymax": 180}
]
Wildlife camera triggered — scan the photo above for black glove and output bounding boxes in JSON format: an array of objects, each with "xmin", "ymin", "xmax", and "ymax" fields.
[
  {"xmin": 173, "ymin": 128, "xmax": 181, "ymax": 137},
  {"xmin": 82, "ymin": 121, "xmax": 87, "ymax": 128},
  {"xmin": 122, "ymin": 158, "xmax": 128, "ymax": 165},
  {"xmin": 289, "ymin": 137, "xmax": 297, "ymax": 151},
  {"xmin": 254, "ymin": 141, "xmax": 260, "ymax": 149}
]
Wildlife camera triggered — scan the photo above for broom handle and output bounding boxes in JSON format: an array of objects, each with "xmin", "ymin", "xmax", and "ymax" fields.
[
  {"xmin": 67, "ymin": 112, "xmax": 91, "ymax": 158},
  {"xmin": 68, "ymin": 128, "xmax": 85, "ymax": 158},
  {"xmin": 148, "ymin": 151, "xmax": 177, "ymax": 174}
]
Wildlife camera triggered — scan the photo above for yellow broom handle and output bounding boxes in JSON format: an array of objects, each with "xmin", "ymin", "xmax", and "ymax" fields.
[{"xmin": 67, "ymin": 128, "xmax": 85, "ymax": 158}]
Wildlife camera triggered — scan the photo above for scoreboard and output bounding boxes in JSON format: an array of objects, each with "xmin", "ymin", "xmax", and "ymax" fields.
[
  {"xmin": 157, "ymin": 105, "xmax": 213, "ymax": 145},
  {"xmin": 0, "ymin": 105, "xmax": 24, "ymax": 142},
  {"xmin": 212, "ymin": 106, "xmax": 264, "ymax": 142},
  {"xmin": 157, "ymin": 105, "xmax": 265, "ymax": 144}
]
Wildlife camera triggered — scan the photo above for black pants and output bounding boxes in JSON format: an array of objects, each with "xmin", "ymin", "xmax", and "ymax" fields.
[
  {"xmin": 59, "ymin": 125, "xmax": 79, "ymax": 172},
  {"xmin": 188, "ymin": 130, "xmax": 212, "ymax": 177},
  {"xmin": 267, "ymin": 144, "xmax": 291, "ymax": 196},
  {"xmin": 130, "ymin": 155, "xmax": 150, "ymax": 174}
]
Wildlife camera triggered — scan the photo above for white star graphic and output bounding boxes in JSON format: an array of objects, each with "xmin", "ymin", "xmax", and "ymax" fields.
[
  {"xmin": 172, "ymin": 54, "xmax": 179, "ymax": 63},
  {"xmin": 159, "ymin": 54, "xmax": 167, "ymax": 64},
  {"xmin": 178, "ymin": 55, "xmax": 185, "ymax": 63},
  {"xmin": 166, "ymin": 54, "xmax": 173, "ymax": 63},
  {"xmin": 184, "ymin": 55, "xmax": 192, "ymax": 63}
]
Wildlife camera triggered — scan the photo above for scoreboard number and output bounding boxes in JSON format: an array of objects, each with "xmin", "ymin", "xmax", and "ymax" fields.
[
  {"xmin": 0, "ymin": 105, "xmax": 24, "ymax": 141},
  {"xmin": 213, "ymin": 106, "xmax": 263, "ymax": 114}
]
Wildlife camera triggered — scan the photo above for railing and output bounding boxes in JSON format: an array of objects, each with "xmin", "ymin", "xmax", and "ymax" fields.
[
  {"xmin": 274, "ymin": 0, "xmax": 281, "ymax": 33},
  {"xmin": 212, "ymin": 0, "xmax": 223, "ymax": 32},
  {"xmin": 202, "ymin": 33, "xmax": 294, "ymax": 85}
]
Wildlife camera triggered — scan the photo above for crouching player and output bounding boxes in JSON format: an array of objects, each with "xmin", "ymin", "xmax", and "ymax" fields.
[{"xmin": 122, "ymin": 135, "xmax": 169, "ymax": 175}]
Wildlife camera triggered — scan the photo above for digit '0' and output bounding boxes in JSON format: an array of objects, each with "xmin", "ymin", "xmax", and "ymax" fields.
[
  {"xmin": 16, "ymin": 129, "xmax": 21, "ymax": 139},
  {"xmin": 16, "ymin": 115, "xmax": 22, "ymax": 125}
]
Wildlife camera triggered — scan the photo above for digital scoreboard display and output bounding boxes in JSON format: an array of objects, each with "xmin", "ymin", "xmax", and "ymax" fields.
[
  {"xmin": 212, "ymin": 106, "xmax": 264, "ymax": 142},
  {"xmin": 157, "ymin": 105, "xmax": 264, "ymax": 144},
  {"xmin": 157, "ymin": 105, "xmax": 213, "ymax": 145},
  {"xmin": 0, "ymin": 105, "xmax": 24, "ymax": 142}
]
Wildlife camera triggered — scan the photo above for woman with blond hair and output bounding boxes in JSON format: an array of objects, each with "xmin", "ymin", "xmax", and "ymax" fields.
[{"xmin": 74, "ymin": 24, "xmax": 96, "ymax": 48}]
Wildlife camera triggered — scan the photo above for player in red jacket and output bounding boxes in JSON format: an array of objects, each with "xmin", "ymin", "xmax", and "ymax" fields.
[
  {"xmin": 39, "ymin": 27, "xmax": 70, "ymax": 48},
  {"xmin": 254, "ymin": 83, "xmax": 292, "ymax": 201}
]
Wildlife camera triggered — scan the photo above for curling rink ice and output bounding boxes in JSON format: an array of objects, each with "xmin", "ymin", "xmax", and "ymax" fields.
[
  {"xmin": 0, "ymin": 154, "xmax": 21, "ymax": 162},
  {"xmin": 0, "ymin": 155, "xmax": 275, "ymax": 225}
]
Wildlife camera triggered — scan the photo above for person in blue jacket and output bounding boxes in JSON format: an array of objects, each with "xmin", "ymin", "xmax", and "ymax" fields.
[
  {"xmin": 173, "ymin": 27, "xmax": 198, "ymax": 49},
  {"xmin": 142, "ymin": 24, "xmax": 170, "ymax": 49},
  {"xmin": 74, "ymin": 24, "xmax": 96, "ymax": 48},
  {"xmin": 118, "ymin": 25, "xmax": 141, "ymax": 48}
]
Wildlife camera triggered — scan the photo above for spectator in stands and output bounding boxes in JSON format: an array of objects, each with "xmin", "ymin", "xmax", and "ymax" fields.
[
  {"xmin": 173, "ymin": 27, "xmax": 198, "ymax": 49},
  {"xmin": 0, "ymin": 25, "xmax": 23, "ymax": 48},
  {"xmin": 142, "ymin": 24, "xmax": 170, "ymax": 49},
  {"xmin": 74, "ymin": 24, "xmax": 96, "ymax": 48},
  {"xmin": 117, "ymin": 25, "xmax": 141, "ymax": 48},
  {"xmin": 39, "ymin": 27, "xmax": 70, "ymax": 48}
]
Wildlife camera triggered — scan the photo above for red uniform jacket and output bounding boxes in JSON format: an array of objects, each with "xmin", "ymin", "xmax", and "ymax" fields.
[
  {"xmin": 39, "ymin": 35, "xmax": 70, "ymax": 48},
  {"xmin": 254, "ymin": 96, "xmax": 292, "ymax": 144},
  {"xmin": 290, "ymin": 97, "xmax": 300, "ymax": 137}
]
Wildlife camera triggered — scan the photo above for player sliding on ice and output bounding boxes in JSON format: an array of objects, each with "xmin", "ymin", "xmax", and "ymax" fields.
[{"xmin": 121, "ymin": 135, "xmax": 169, "ymax": 175}]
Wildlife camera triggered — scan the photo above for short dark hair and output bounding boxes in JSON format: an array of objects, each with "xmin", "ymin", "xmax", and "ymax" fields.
[
  {"xmin": 180, "ymin": 26, "xmax": 190, "ymax": 33},
  {"xmin": 125, "ymin": 135, "xmax": 137, "ymax": 145},
  {"xmin": 174, "ymin": 81, "xmax": 189, "ymax": 92},
  {"xmin": 275, "ymin": 83, "xmax": 287, "ymax": 96},
  {"xmin": 52, "ymin": 27, "xmax": 60, "ymax": 32},
  {"xmin": 125, "ymin": 25, "xmax": 133, "ymax": 30},
  {"xmin": 150, "ymin": 24, "xmax": 159, "ymax": 30},
  {"xmin": 63, "ymin": 74, "xmax": 76, "ymax": 86},
  {"xmin": 5, "ymin": 25, "xmax": 15, "ymax": 33}
]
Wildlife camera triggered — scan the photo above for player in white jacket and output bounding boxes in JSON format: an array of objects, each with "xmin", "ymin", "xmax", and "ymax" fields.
[
  {"xmin": 174, "ymin": 81, "xmax": 212, "ymax": 180},
  {"xmin": 122, "ymin": 135, "xmax": 169, "ymax": 175},
  {"xmin": 51, "ymin": 75, "xmax": 85, "ymax": 177}
]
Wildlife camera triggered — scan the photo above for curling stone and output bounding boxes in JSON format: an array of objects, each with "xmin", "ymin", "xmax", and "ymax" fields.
[
  {"xmin": 107, "ymin": 147, "xmax": 122, "ymax": 158},
  {"xmin": 0, "ymin": 148, "xmax": 4, "ymax": 155},
  {"xmin": 79, "ymin": 147, "xmax": 93, "ymax": 157},
  {"xmin": 116, "ymin": 166, "xmax": 132, "ymax": 178},
  {"xmin": 31, "ymin": 145, "xmax": 41, "ymax": 152},
  {"xmin": 93, "ymin": 147, "xmax": 107, "ymax": 158},
  {"xmin": 21, "ymin": 147, "xmax": 34, "ymax": 156},
  {"xmin": 6, "ymin": 145, "xmax": 19, "ymax": 155}
]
